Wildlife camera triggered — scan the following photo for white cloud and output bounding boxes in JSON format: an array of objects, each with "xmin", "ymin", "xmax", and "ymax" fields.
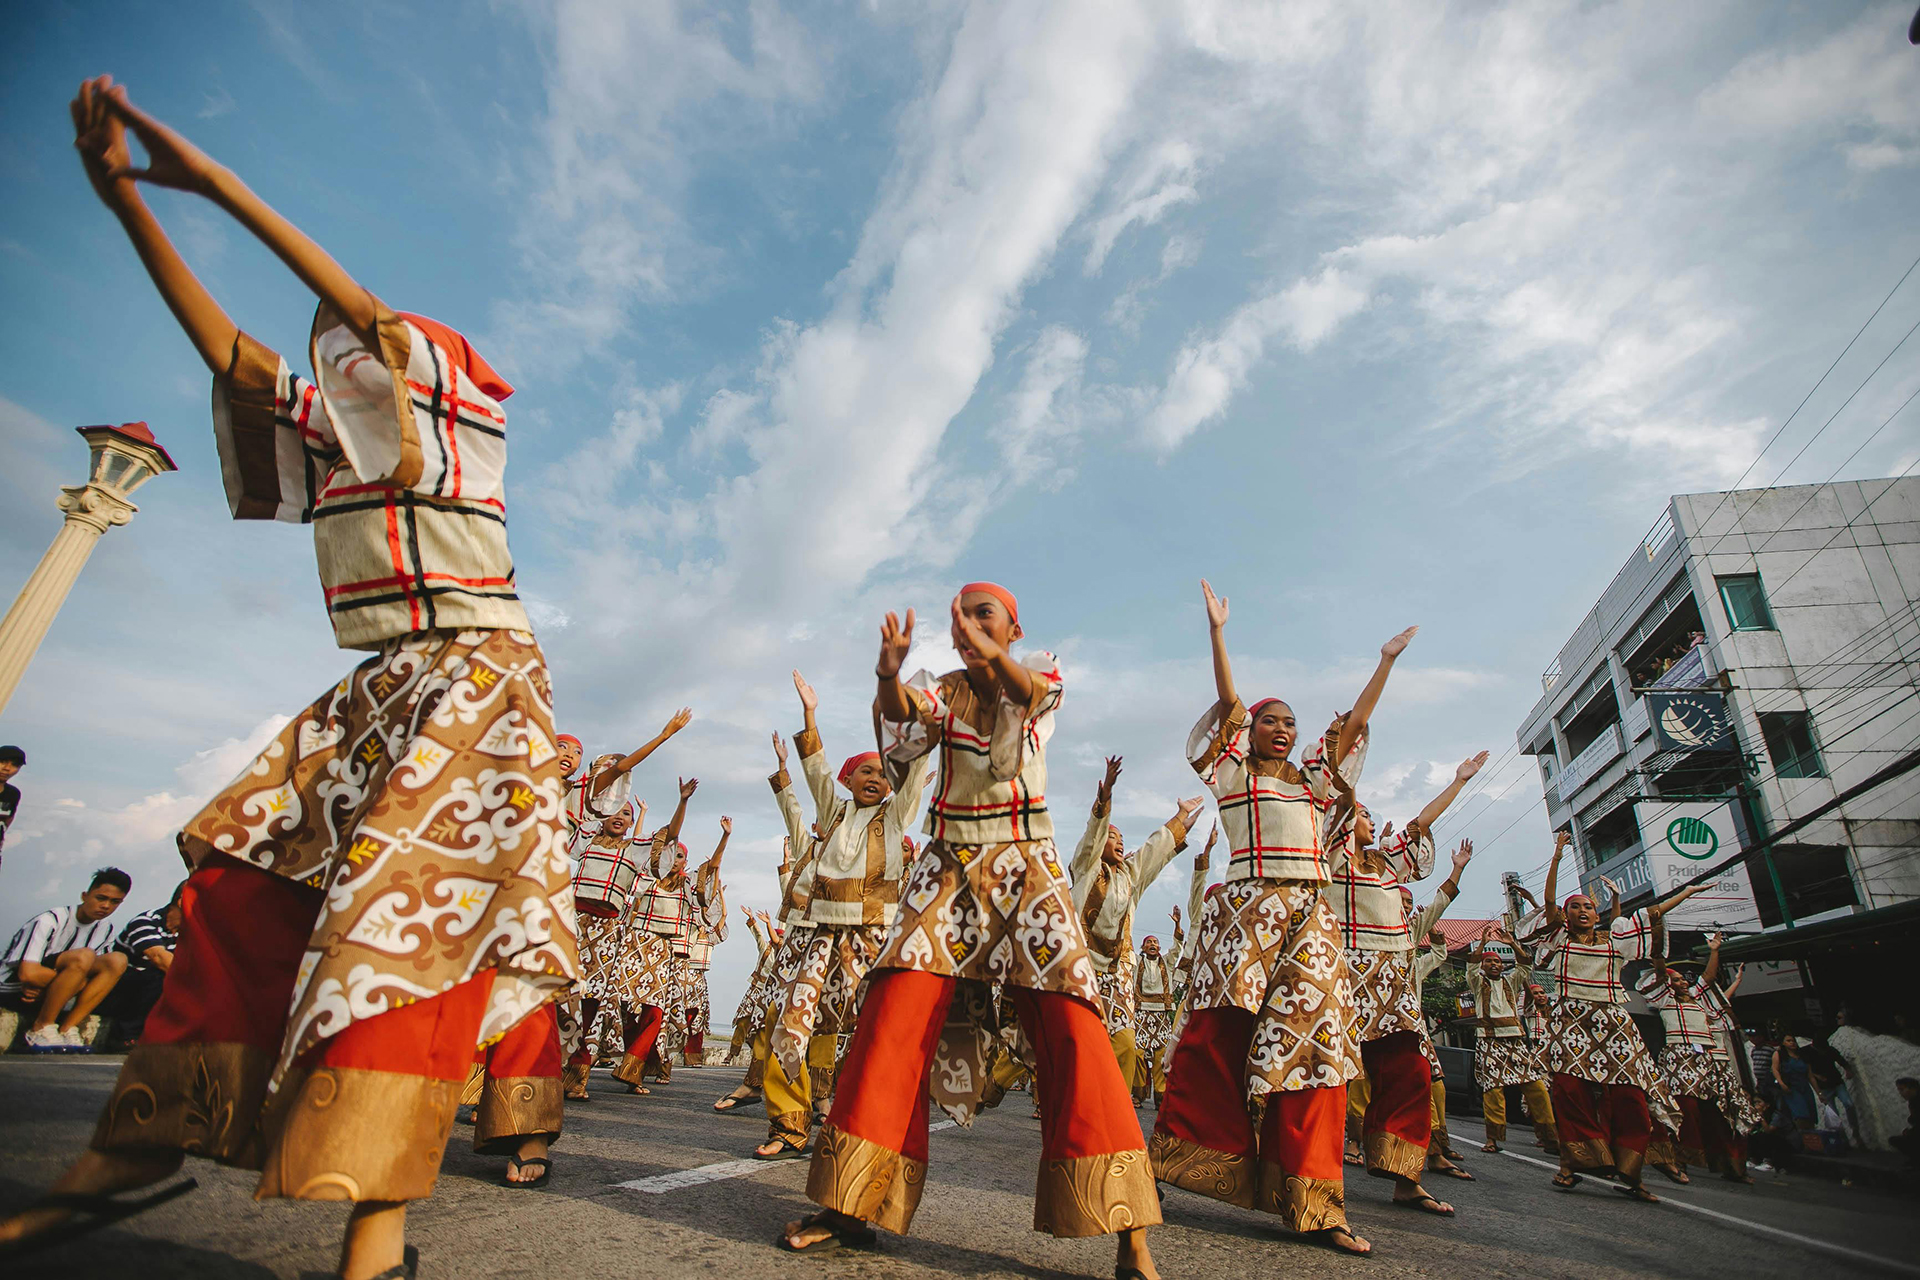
[
  {"xmin": 1083, "ymin": 139, "xmax": 1199, "ymax": 273},
  {"xmin": 997, "ymin": 325, "xmax": 1089, "ymax": 472}
]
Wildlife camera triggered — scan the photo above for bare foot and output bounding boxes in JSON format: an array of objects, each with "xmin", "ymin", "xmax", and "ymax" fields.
[
  {"xmin": 339, "ymin": 1201, "xmax": 407, "ymax": 1280},
  {"xmin": 782, "ymin": 1208, "xmax": 863, "ymax": 1250},
  {"xmin": 0, "ymin": 1148, "xmax": 184, "ymax": 1244},
  {"xmin": 1316, "ymin": 1225, "xmax": 1372, "ymax": 1255}
]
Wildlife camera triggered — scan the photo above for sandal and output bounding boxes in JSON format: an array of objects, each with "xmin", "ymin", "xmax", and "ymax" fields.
[
  {"xmin": 504, "ymin": 1155, "xmax": 551, "ymax": 1189},
  {"xmin": 713, "ymin": 1091, "xmax": 761, "ymax": 1112},
  {"xmin": 1431, "ymin": 1162, "xmax": 1475, "ymax": 1181},
  {"xmin": 778, "ymin": 1210, "xmax": 876, "ymax": 1253},
  {"xmin": 754, "ymin": 1138, "xmax": 812, "ymax": 1162},
  {"xmin": 1653, "ymin": 1163, "xmax": 1690, "ymax": 1185},
  {"xmin": 1551, "ymin": 1172, "xmax": 1582, "ymax": 1191},
  {"xmin": 1343, "ymin": 1146, "xmax": 1364, "ymax": 1167},
  {"xmin": 344, "ymin": 1244, "xmax": 419, "ymax": 1280},
  {"xmin": 1394, "ymin": 1189, "xmax": 1454, "ymax": 1216},
  {"xmin": 1612, "ymin": 1183, "xmax": 1660, "ymax": 1204},
  {"xmin": 1480, "ymin": 1141, "xmax": 1500, "ymax": 1153},
  {"xmin": 0, "ymin": 1178, "xmax": 199, "ymax": 1258},
  {"xmin": 626, "ymin": 1084, "xmax": 651, "ymax": 1096},
  {"xmin": 1311, "ymin": 1225, "xmax": 1372, "ymax": 1256}
]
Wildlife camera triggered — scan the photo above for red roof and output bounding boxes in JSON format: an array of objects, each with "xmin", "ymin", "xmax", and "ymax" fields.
[
  {"xmin": 1434, "ymin": 918, "xmax": 1497, "ymax": 954},
  {"xmin": 77, "ymin": 422, "xmax": 177, "ymax": 472}
]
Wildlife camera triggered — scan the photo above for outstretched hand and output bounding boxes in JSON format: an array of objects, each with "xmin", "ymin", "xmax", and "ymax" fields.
[
  {"xmin": 1381, "ymin": 626, "xmax": 1419, "ymax": 659},
  {"xmin": 1097, "ymin": 755, "xmax": 1123, "ymax": 807},
  {"xmin": 1176, "ymin": 796, "xmax": 1205, "ymax": 829},
  {"xmin": 1201, "ymin": 579, "xmax": 1229, "ymax": 629},
  {"xmin": 70, "ymin": 78, "xmax": 137, "ymax": 208},
  {"xmin": 719, "ymin": 815, "xmax": 733, "ymax": 836},
  {"xmin": 661, "ymin": 707, "xmax": 693, "ymax": 738},
  {"xmin": 949, "ymin": 595, "xmax": 1003, "ymax": 664},
  {"xmin": 679, "ymin": 776, "xmax": 700, "ymax": 802},
  {"xmin": 1456, "ymin": 750, "xmax": 1489, "ymax": 783},
  {"xmin": 1451, "ymin": 838, "xmax": 1474, "ymax": 875},
  {"xmin": 89, "ymin": 79, "xmax": 223, "ymax": 196},
  {"xmin": 772, "ymin": 731, "xmax": 788, "ymax": 769},
  {"xmin": 877, "ymin": 610, "xmax": 915, "ymax": 679},
  {"xmin": 792, "ymin": 669, "xmax": 818, "ymax": 713}
]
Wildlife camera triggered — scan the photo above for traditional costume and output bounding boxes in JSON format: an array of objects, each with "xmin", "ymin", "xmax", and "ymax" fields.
[
  {"xmin": 678, "ymin": 864, "xmax": 726, "ymax": 1066},
  {"xmin": 90, "ymin": 307, "xmax": 577, "ymax": 1203},
  {"xmin": 1068, "ymin": 791, "xmax": 1191, "ymax": 1103},
  {"xmin": 1638, "ymin": 969, "xmax": 1764, "ymax": 1176},
  {"xmin": 610, "ymin": 830, "xmax": 713, "ymax": 1090},
  {"xmin": 1467, "ymin": 957, "xmax": 1555, "ymax": 1150},
  {"xmin": 806, "ymin": 625, "xmax": 1160, "ymax": 1238},
  {"xmin": 1150, "ymin": 701, "xmax": 1362, "ymax": 1232}
]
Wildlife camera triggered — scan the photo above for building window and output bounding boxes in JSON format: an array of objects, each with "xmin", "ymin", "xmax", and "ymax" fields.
[
  {"xmin": 1759, "ymin": 710, "xmax": 1825, "ymax": 779},
  {"xmin": 1717, "ymin": 573, "xmax": 1775, "ymax": 631}
]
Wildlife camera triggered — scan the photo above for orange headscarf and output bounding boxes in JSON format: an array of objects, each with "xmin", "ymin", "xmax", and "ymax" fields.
[{"xmin": 397, "ymin": 312, "xmax": 514, "ymax": 402}]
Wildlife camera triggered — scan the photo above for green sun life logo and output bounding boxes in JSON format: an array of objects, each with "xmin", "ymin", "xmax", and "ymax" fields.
[{"xmin": 1665, "ymin": 816, "xmax": 1718, "ymax": 861}]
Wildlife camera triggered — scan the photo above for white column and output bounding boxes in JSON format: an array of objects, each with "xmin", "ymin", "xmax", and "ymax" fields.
[{"xmin": 0, "ymin": 482, "xmax": 135, "ymax": 719}]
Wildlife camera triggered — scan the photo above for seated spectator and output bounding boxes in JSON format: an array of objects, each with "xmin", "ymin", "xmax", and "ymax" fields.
[
  {"xmin": 0, "ymin": 866, "xmax": 132, "ymax": 1052},
  {"xmin": 100, "ymin": 881, "xmax": 184, "ymax": 1050},
  {"xmin": 0, "ymin": 744, "xmax": 23, "ymax": 872},
  {"xmin": 1893, "ymin": 1078, "xmax": 1919, "ymax": 1166}
]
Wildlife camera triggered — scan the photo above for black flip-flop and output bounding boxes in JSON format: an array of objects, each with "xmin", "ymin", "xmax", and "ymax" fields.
[
  {"xmin": 778, "ymin": 1210, "xmax": 875, "ymax": 1253},
  {"xmin": 713, "ymin": 1092, "xmax": 761, "ymax": 1113},
  {"xmin": 1394, "ymin": 1189, "xmax": 1454, "ymax": 1216},
  {"xmin": 1551, "ymin": 1172, "xmax": 1583, "ymax": 1192},
  {"xmin": 1431, "ymin": 1162, "xmax": 1475, "ymax": 1180},
  {"xmin": 1309, "ymin": 1225, "xmax": 1372, "ymax": 1256},
  {"xmin": 1, "ymin": 1178, "xmax": 199, "ymax": 1258},
  {"xmin": 504, "ymin": 1156, "xmax": 551, "ymax": 1189},
  {"xmin": 340, "ymin": 1244, "xmax": 418, "ymax": 1280},
  {"xmin": 753, "ymin": 1140, "xmax": 812, "ymax": 1162},
  {"xmin": 1652, "ymin": 1163, "xmax": 1690, "ymax": 1185},
  {"xmin": 1612, "ymin": 1183, "xmax": 1660, "ymax": 1204}
]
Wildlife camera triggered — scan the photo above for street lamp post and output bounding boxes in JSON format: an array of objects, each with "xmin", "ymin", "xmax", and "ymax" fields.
[{"xmin": 0, "ymin": 422, "xmax": 176, "ymax": 718}]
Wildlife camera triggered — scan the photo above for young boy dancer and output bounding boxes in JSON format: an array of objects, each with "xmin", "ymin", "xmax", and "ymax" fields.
[
  {"xmin": 4, "ymin": 81, "xmax": 577, "ymax": 1278},
  {"xmin": 1069, "ymin": 754, "xmax": 1203, "ymax": 1097},
  {"xmin": 1150, "ymin": 579, "xmax": 1414, "ymax": 1257},
  {"xmin": 613, "ymin": 785, "xmax": 720, "ymax": 1092},
  {"xmin": 753, "ymin": 671, "xmax": 929, "ymax": 1159},
  {"xmin": 785, "ymin": 586, "xmax": 1162, "ymax": 1279},
  {"xmin": 1468, "ymin": 926, "xmax": 1557, "ymax": 1154}
]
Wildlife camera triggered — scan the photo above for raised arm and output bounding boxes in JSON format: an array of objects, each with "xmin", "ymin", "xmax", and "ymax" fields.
[
  {"xmin": 1136, "ymin": 797, "xmax": 1205, "ymax": 892},
  {"xmin": 1648, "ymin": 878, "xmax": 1707, "ymax": 924},
  {"xmin": 874, "ymin": 610, "xmax": 918, "ymax": 724},
  {"xmin": 590, "ymin": 708, "xmax": 692, "ymax": 798},
  {"xmin": 72, "ymin": 81, "xmax": 237, "ymax": 373},
  {"xmin": 658, "ymin": 777, "xmax": 697, "ymax": 845},
  {"xmin": 1071, "ymin": 756, "xmax": 1122, "ymax": 887},
  {"xmin": 790, "ymin": 671, "xmax": 840, "ymax": 823},
  {"xmin": 1542, "ymin": 830, "xmax": 1572, "ymax": 928},
  {"xmin": 1414, "ymin": 752, "xmax": 1489, "ymax": 833},
  {"xmin": 1413, "ymin": 839, "xmax": 1473, "ymax": 936},
  {"xmin": 1700, "ymin": 932, "xmax": 1724, "ymax": 989},
  {"xmin": 1336, "ymin": 626, "xmax": 1418, "ymax": 763},
  {"xmin": 1200, "ymin": 580, "xmax": 1237, "ymax": 709},
  {"xmin": 950, "ymin": 596, "xmax": 1033, "ymax": 707},
  {"xmin": 769, "ymin": 736, "xmax": 810, "ymax": 858},
  {"xmin": 704, "ymin": 816, "xmax": 732, "ymax": 870}
]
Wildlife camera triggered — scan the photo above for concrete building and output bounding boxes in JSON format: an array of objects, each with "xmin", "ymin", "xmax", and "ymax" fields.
[{"xmin": 1514, "ymin": 478, "xmax": 1920, "ymax": 1023}]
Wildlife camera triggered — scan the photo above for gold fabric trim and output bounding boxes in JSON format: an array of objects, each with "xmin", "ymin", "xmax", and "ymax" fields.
[
  {"xmin": 561, "ymin": 1062, "xmax": 590, "ymax": 1097},
  {"xmin": 255, "ymin": 1066, "xmax": 459, "ymax": 1202},
  {"xmin": 1032, "ymin": 1150, "xmax": 1162, "ymax": 1238},
  {"xmin": 474, "ymin": 1075, "xmax": 564, "ymax": 1152},
  {"xmin": 1364, "ymin": 1128, "xmax": 1426, "ymax": 1179},
  {"xmin": 1561, "ymin": 1136, "xmax": 1614, "ymax": 1173},
  {"xmin": 1147, "ymin": 1131, "xmax": 1254, "ymax": 1208},
  {"xmin": 1485, "ymin": 1119, "xmax": 1508, "ymax": 1141},
  {"xmin": 611, "ymin": 1053, "xmax": 646, "ymax": 1086},
  {"xmin": 91, "ymin": 1041, "xmax": 273, "ymax": 1167},
  {"xmin": 806, "ymin": 1123, "xmax": 926, "ymax": 1235},
  {"xmin": 459, "ymin": 1062, "xmax": 485, "ymax": 1108},
  {"xmin": 768, "ymin": 1109, "xmax": 811, "ymax": 1144},
  {"xmin": 1255, "ymin": 1168, "xmax": 1347, "ymax": 1233},
  {"xmin": 1614, "ymin": 1144, "xmax": 1645, "ymax": 1184}
]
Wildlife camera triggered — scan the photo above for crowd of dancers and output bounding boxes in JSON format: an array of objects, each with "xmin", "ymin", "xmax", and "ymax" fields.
[{"xmin": 0, "ymin": 77, "xmax": 1769, "ymax": 1280}]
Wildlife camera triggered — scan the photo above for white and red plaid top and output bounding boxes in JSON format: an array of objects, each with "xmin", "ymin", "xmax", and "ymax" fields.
[
  {"xmin": 214, "ymin": 303, "xmax": 528, "ymax": 650},
  {"xmin": 1187, "ymin": 700, "xmax": 1362, "ymax": 884},
  {"xmin": 1539, "ymin": 911, "xmax": 1654, "ymax": 1005},
  {"xmin": 632, "ymin": 833, "xmax": 700, "ymax": 937},
  {"xmin": 1638, "ymin": 972, "xmax": 1719, "ymax": 1053},
  {"xmin": 881, "ymin": 653, "xmax": 1063, "ymax": 846},
  {"xmin": 1328, "ymin": 822, "xmax": 1435, "ymax": 951}
]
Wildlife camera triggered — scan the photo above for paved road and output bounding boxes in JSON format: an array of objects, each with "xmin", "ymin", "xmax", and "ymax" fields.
[{"xmin": 5, "ymin": 1056, "xmax": 1917, "ymax": 1279}]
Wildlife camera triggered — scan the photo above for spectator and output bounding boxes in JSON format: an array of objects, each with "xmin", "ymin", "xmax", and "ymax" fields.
[
  {"xmin": 1892, "ymin": 1079, "xmax": 1919, "ymax": 1166},
  {"xmin": 1773, "ymin": 1033, "xmax": 1818, "ymax": 1130},
  {"xmin": 101, "ymin": 880, "xmax": 185, "ymax": 1050},
  {"xmin": 0, "ymin": 866, "xmax": 132, "ymax": 1052},
  {"xmin": 0, "ymin": 745, "xmax": 23, "ymax": 871}
]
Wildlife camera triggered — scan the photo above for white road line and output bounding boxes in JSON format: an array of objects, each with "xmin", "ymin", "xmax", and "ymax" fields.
[
  {"xmin": 616, "ymin": 1120, "xmax": 958, "ymax": 1194},
  {"xmin": 1495, "ymin": 1149, "xmax": 1920, "ymax": 1276}
]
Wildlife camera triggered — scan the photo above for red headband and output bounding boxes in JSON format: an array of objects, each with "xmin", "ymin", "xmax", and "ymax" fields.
[
  {"xmin": 1564, "ymin": 892, "xmax": 1594, "ymax": 911},
  {"xmin": 838, "ymin": 752, "xmax": 881, "ymax": 787},
  {"xmin": 397, "ymin": 312, "xmax": 514, "ymax": 402},
  {"xmin": 556, "ymin": 734, "xmax": 583, "ymax": 750},
  {"xmin": 1248, "ymin": 697, "xmax": 1288, "ymax": 720},
  {"xmin": 958, "ymin": 581, "xmax": 1018, "ymax": 624}
]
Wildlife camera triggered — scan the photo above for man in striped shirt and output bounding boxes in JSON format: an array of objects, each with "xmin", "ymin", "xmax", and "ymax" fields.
[
  {"xmin": 2, "ymin": 867, "xmax": 133, "ymax": 1052},
  {"xmin": 101, "ymin": 883, "xmax": 185, "ymax": 1050}
]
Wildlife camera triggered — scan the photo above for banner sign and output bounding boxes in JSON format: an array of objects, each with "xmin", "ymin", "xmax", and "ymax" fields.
[
  {"xmin": 1635, "ymin": 800, "xmax": 1763, "ymax": 931},
  {"xmin": 1651, "ymin": 643, "xmax": 1709, "ymax": 690},
  {"xmin": 1646, "ymin": 690, "xmax": 1734, "ymax": 752}
]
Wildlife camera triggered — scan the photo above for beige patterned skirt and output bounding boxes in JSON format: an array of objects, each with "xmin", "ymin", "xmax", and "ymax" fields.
[
  {"xmin": 877, "ymin": 838, "xmax": 1101, "ymax": 1124},
  {"xmin": 1547, "ymin": 998, "xmax": 1682, "ymax": 1131},
  {"xmin": 618, "ymin": 934, "xmax": 675, "ymax": 1009},
  {"xmin": 178, "ymin": 627, "xmax": 578, "ymax": 1083},
  {"xmin": 1093, "ymin": 956, "xmax": 1137, "ymax": 1034},
  {"xmin": 1661, "ymin": 1046, "xmax": 1767, "ymax": 1133},
  {"xmin": 770, "ymin": 924, "xmax": 888, "ymax": 1084},
  {"xmin": 1475, "ymin": 1033, "xmax": 1547, "ymax": 1090},
  {"xmin": 1135, "ymin": 1006, "xmax": 1175, "ymax": 1056},
  {"xmin": 1176, "ymin": 878, "xmax": 1358, "ymax": 1107},
  {"xmin": 1346, "ymin": 947, "xmax": 1425, "ymax": 1043}
]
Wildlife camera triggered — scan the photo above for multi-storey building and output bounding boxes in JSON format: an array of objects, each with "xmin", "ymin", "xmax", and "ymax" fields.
[{"xmin": 1514, "ymin": 478, "xmax": 1920, "ymax": 1022}]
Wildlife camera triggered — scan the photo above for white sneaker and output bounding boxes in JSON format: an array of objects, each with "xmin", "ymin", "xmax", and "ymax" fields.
[
  {"xmin": 22, "ymin": 1025, "xmax": 65, "ymax": 1052},
  {"xmin": 61, "ymin": 1025, "xmax": 92, "ymax": 1051},
  {"xmin": 1749, "ymin": 1161, "xmax": 1773, "ymax": 1173}
]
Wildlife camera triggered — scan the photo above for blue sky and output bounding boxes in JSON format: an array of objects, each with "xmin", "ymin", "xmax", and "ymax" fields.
[{"xmin": 3, "ymin": 1, "xmax": 1919, "ymax": 1016}]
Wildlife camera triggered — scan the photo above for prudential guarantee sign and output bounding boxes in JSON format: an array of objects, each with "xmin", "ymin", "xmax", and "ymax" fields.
[
  {"xmin": 1665, "ymin": 815, "xmax": 1720, "ymax": 861},
  {"xmin": 1636, "ymin": 801, "xmax": 1761, "ymax": 930}
]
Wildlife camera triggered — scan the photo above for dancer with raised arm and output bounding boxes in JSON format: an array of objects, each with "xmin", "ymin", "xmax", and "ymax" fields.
[
  {"xmin": 1150, "ymin": 580, "xmax": 1414, "ymax": 1256},
  {"xmin": 2, "ymin": 81, "xmax": 577, "ymax": 1279},
  {"xmin": 609, "ymin": 781, "xmax": 701, "ymax": 1093},
  {"xmin": 1468, "ymin": 925, "xmax": 1556, "ymax": 1154},
  {"xmin": 1069, "ymin": 754, "xmax": 1204, "ymax": 1099},
  {"xmin": 1537, "ymin": 831, "xmax": 1705, "ymax": 1201},
  {"xmin": 1637, "ymin": 935, "xmax": 1765, "ymax": 1184},
  {"xmin": 785, "ymin": 586, "xmax": 1162, "ymax": 1279},
  {"xmin": 752, "ymin": 671, "xmax": 929, "ymax": 1160}
]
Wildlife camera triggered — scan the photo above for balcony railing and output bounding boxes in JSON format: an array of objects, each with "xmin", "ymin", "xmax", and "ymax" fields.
[{"xmin": 1554, "ymin": 722, "xmax": 1624, "ymax": 805}]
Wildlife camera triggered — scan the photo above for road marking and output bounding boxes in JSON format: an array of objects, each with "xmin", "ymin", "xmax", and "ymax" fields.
[
  {"xmin": 1495, "ymin": 1149, "xmax": 1920, "ymax": 1276},
  {"xmin": 616, "ymin": 1119, "xmax": 957, "ymax": 1194}
]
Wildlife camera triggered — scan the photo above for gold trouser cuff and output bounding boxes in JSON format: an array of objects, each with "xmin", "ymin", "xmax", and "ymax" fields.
[
  {"xmin": 744, "ymin": 1053, "xmax": 767, "ymax": 1090},
  {"xmin": 1562, "ymin": 1137, "xmax": 1614, "ymax": 1173},
  {"xmin": 91, "ymin": 1041, "xmax": 273, "ymax": 1166},
  {"xmin": 1485, "ymin": 1120, "xmax": 1508, "ymax": 1141},
  {"xmin": 1033, "ymin": 1150, "xmax": 1161, "ymax": 1237},
  {"xmin": 1535, "ymin": 1120, "xmax": 1559, "ymax": 1150},
  {"xmin": 611, "ymin": 1054, "xmax": 646, "ymax": 1086},
  {"xmin": 768, "ymin": 1109, "xmax": 811, "ymax": 1144},
  {"xmin": 807, "ymin": 1122, "xmax": 926, "ymax": 1235},
  {"xmin": 1255, "ymin": 1167, "xmax": 1348, "ymax": 1232},
  {"xmin": 254, "ymin": 1065, "xmax": 460, "ymax": 1202},
  {"xmin": 458, "ymin": 1062, "xmax": 485, "ymax": 1108},
  {"xmin": 562, "ymin": 1062, "xmax": 590, "ymax": 1097},
  {"xmin": 1148, "ymin": 1131, "xmax": 1254, "ymax": 1209},
  {"xmin": 474, "ymin": 1075, "xmax": 564, "ymax": 1152},
  {"xmin": 1614, "ymin": 1144, "xmax": 1645, "ymax": 1184},
  {"xmin": 1364, "ymin": 1129, "xmax": 1427, "ymax": 1179}
]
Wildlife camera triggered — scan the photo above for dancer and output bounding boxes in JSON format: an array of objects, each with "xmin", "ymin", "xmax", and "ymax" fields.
[
  {"xmin": 754, "ymin": 671, "xmax": 930, "ymax": 1159},
  {"xmin": 1637, "ymin": 935, "xmax": 1764, "ymax": 1184},
  {"xmin": 564, "ymin": 711, "xmax": 695, "ymax": 849},
  {"xmin": 1151, "ymin": 580, "xmax": 1414, "ymax": 1256},
  {"xmin": 679, "ymin": 862, "xmax": 727, "ymax": 1067},
  {"xmin": 4, "ymin": 81, "xmax": 577, "ymax": 1279},
  {"xmin": 1467, "ymin": 925, "xmax": 1556, "ymax": 1155},
  {"xmin": 1328, "ymin": 756, "xmax": 1484, "ymax": 1213},
  {"xmin": 1135, "ymin": 835, "xmax": 1204, "ymax": 1109},
  {"xmin": 570, "ymin": 801, "xmax": 645, "ymax": 1093},
  {"xmin": 785, "ymin": 586, "xmax": 1161, "ymax": 1280},
  {"xmin": 1537, "ymin": 831, "xmax": 1704, "ymax": 1201},
  {"xmin": 614, "ymin": 787, "xmax": 722, "ymax": 1092},
  {"xmin": 1069, "ymin": 754, "xmax": 1204, "ymax": 1101}
]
